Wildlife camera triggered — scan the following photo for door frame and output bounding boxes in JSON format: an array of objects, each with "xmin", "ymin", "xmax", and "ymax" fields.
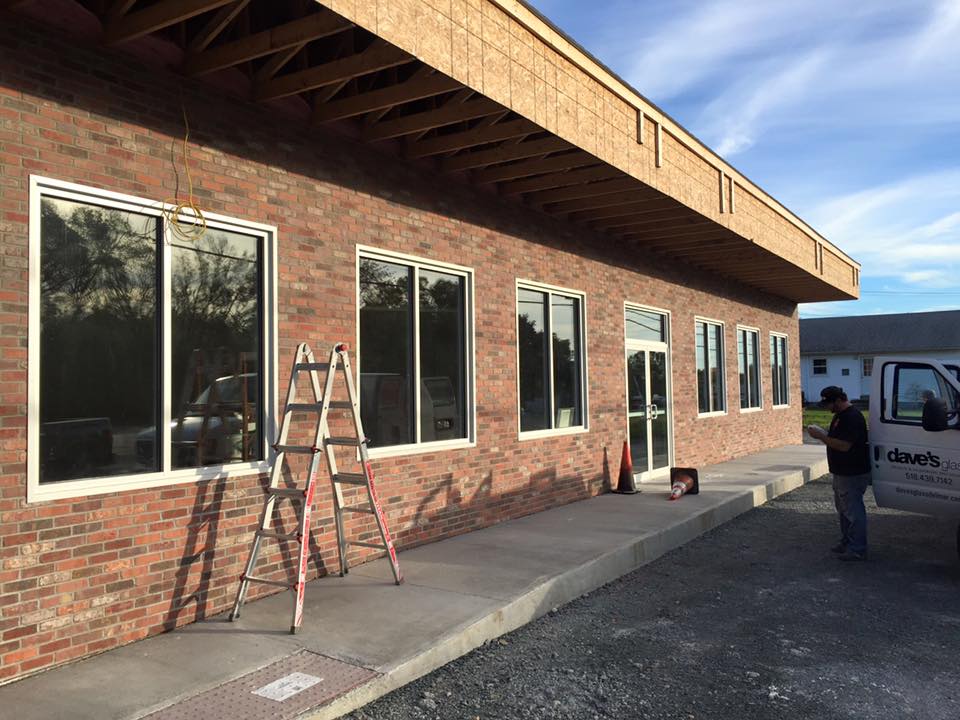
[{"xmin": 623, "ymin": 302, "xmax": 675, "ymax": 482}]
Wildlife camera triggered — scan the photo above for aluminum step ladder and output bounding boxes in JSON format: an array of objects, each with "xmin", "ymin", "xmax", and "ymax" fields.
[{"xmin": 229, "ymin": 342, "xmax": 402, "ymax": 634}]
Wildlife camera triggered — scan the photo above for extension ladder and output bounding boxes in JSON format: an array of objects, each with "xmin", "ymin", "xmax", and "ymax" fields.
[{"xmin": 229, "ymin": 342, "xmax": 402, "ymax": 634}]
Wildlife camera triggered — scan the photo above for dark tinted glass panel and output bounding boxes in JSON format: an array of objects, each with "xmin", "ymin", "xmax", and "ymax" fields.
[
  {"xmin": 738, "ymin": 331, "xmax": 748, "ymax": 409},
  {"xmin": 552, "ymin": 294, "xmax": 582, "ymax": 428},
  {"xmin": 709, "ymin": 324, "xmax": 724, "ymax": 412},
  {"xmin": 360, "ymin": 259, "xmax": 414, "ymax": 447},
  {"xmin": 171, "ymin": 229, "xmax": 262, "ymax": 468},
  {"xmin": 747, "ymin": 331, "xmax": 760, "ymax": 407},
  {"xmin": 696, "ymin": 322, "xmax": 709, "ymax": 414},
  {"xmin": 518, "ymin": 289, "xmax": 549, "ymax": 431},
  {"xmin": 626, "ymin": 351, "xmax": 646, "ymax": 414},
  {"xmin": 39, "ymin": 197, "xmax": 159, "ymax": 483},
  {"xmin": 778, "ymin": 338, "xmax": 788, "ymax": 404},
  {"xmin": 419, "ymin": 269, "xmax": 467, "ymax": 442},
  {"xmin": 650, "ymin": 350, "xmax": 669, "ymax": 471},
  {"xmin": 625, "ymin": 308, "xmax": 664, "ymax": 342}
]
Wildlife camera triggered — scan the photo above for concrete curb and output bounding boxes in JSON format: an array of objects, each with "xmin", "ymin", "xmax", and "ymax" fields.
[{"xmin": 305, "ymin": 458, "xmax": 829, "ymax": 719}]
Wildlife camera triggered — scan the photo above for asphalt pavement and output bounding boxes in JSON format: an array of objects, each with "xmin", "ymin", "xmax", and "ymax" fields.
[{"xmin": 346, "ymin": 476, "xmax": 960, "ymax": 720}]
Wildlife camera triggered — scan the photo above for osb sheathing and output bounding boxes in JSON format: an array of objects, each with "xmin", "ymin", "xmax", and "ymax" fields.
[{"xmin": 318, "ymin": 0, "xmax": 859, "ymax": 299}]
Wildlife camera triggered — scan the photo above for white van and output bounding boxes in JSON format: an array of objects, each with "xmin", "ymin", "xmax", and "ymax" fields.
[{"xmin": 869, "ymin": 356, "xmax": 960, "ymax": 557}]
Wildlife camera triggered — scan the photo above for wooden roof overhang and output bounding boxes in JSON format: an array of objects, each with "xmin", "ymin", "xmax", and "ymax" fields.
[{"xmin": 5, "ymin": 0, "xmax": 861, "ymax": 303}]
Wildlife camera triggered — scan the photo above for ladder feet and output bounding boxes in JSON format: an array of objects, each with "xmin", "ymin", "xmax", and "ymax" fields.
[{"xmin": 290, "ymin": 625, "xmax": 299, "ymax": 635}]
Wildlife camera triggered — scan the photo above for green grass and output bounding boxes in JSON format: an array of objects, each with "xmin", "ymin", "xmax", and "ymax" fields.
[{"xmin": 802, "ymin": 407, "xmax": 871, "ymax": 432}]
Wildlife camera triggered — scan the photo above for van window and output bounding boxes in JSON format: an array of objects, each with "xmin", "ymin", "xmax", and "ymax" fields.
[{"xmin": 881, "ymin": 362, "xmax": 960, "ymax": 426}]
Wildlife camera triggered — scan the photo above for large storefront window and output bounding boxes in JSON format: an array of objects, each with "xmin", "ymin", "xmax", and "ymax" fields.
[
  {"xmin": 738, "ymin": 327, "xmax": 761, "ymax": 410},
  {"xmin": 358, "ymin": 251, "xmax": 472, "ymax": 451},
  {"xmin": 29, "ymin": 178, "xmax": 275, "ymax": 499},
  {"xmin": 696, "ymin": 319, "xmax": 725, "ymax": 415},
  {"xmin": 517, "ymin": 283, "xmax": 586, "ymax": 434},
  {"xmin": 771, "ymin": 333, "xmax": 790, "ymax": 406}
]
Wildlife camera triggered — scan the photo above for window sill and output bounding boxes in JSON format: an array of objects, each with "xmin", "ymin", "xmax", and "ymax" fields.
[
  {"xmin": 739, "ymin": 406, "xmax": 764, "ymax": 414},
  {"xmin": 366, "ymin": 439, "xmax": 476, "ymax": 459},
  {"xmin": 772, "ymin": 404, "xmax": 791, "ymax": 410},
  {"xmin": 519, "ymin": 426, "xmax": 589, "ymax": 441},
  {"xmin": 696, "ymin": 411, "xmax": 727, "ymax": 419},
  {"xmin": 28, "ymin": 460, "xmax": 270, "ymax": 504}
]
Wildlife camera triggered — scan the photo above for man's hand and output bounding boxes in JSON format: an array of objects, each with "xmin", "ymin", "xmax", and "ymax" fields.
[{"xmin": 807, "ymin": 424, "xmax": 827, "ymax": 442}]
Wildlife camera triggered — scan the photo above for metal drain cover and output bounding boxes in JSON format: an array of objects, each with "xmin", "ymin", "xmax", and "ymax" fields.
[{"xmin": 143, "ymin": 651, "xmax": 377, "ymax": 720}]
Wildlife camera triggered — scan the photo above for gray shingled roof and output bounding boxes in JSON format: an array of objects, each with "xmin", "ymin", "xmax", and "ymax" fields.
[{"xmin": 800, "ymin": 310, "xmax": 960, "ymax": 354}]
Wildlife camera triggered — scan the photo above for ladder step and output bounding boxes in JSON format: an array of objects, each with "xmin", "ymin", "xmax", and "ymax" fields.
[
  {"xmin": 296, "ymin": 362, "xmax": 330, "ymax": 371},
  {"xmin": 286, "ymin": 403, "xmax": 324, "ymax": 413},
  {"xmin": 329, "ymin": 401, "xmax": 354, "ymax": 410},
  {"xmin": 334, "ymin": 472, "xmax": 367, "ymax": 486},
  {"xmin": 274, "ymin": 444, "xmax": 318, "ymax": 454},
  {"xmin": 257, "ymin": 529, "xmax": 301, "ymax": 541},
  {"xmin": 347, "ymin": 540, "xmax": 387, "ymax": 549},
  {"xmin": 242, "ymin": 575, "xmax": 294, "ymax": 590},
  {"xmin": 341, "ymin": 504, "xmax": 374, "ymax": 514},
  {"xmin": 327, "ymin": 437, "xmax": 365, "ymax": 447},
  {"xmin": 268, "ymin": 487, "xmax": 307, "ymax": 498}
]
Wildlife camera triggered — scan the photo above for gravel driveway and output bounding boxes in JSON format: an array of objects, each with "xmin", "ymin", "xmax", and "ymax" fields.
[{"xmin": 346, "ymin": 475, "xmax": 960, "ymax": 720}]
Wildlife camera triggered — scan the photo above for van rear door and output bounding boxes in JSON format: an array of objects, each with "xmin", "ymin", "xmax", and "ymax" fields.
[{"xmin": 871, "ymin": 357, "xmax": 960, "ymax": 518}]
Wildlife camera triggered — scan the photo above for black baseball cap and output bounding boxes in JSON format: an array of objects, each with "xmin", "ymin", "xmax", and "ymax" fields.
[{"xmin": 819, "ymin": 386, "xmax": 846, "ymax": 405}]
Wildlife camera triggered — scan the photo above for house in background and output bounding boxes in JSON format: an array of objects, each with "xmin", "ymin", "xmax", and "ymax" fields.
[{"xmin": 800, "ymin": 310, "xmax": 960, "ymax": 402}]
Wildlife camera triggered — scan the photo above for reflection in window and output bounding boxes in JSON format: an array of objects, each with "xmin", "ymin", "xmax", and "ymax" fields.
[
  {"xmin": 39, "ymin": 198, "xmax": 159, "ymax": 483},
  {"xmin": 359, "ymin": 256, "xmax": 469, "ymax": 449},
  {"xmin": 625, "ymin": 307, "xmax": 665, "ymax": 343},
  {"xmin": 770, "ymin": 334, "xmax": 789, "ymax": 406},
  {"xmin": 892, "ymin": 366, "xmax": 960, "ymax": 422},
  {"xmin": 696, "ymin": 320, "xmax": 725, "ymax": 414},
  {"xmin": 171, "ymin": 229, "xmax": 262, "ymax": 469},
  {"xmin": 518, "ymin": 285, "xmax": 585, "ymax": 433},
  {"xmin": 738, "ymin": 328, "xmax": 761, "ymax": 409}
]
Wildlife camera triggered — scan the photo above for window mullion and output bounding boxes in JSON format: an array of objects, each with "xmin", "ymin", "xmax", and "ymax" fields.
[
  {"xmin": 412, "ymin": 265, "xmax": 421, "ymax": 445},
  {"xmin": 161, "ymin": 222, "xmax": 172, "ymax": 474}
]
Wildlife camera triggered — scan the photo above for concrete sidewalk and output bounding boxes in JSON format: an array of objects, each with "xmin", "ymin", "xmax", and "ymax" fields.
[{"xmin": 2, "ymin": 445, "xmax": 827, "ymax": 720}]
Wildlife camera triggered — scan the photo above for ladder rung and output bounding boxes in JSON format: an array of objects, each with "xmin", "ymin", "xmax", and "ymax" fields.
[
  {"xmin": 286, "ymin": 403, "xmax": 324, "ymax": 413},
  {"xmin": 257, "ymin": 529, "xmax": 301, "ymax": 541},
  {"xmin": 296, "ymin": 362, "xmax": 329, "ymax": 371},
  {"xmin": 341, "ymin": 504, "xmax": 374, "ymax": 514},
  {"xmin": 334, "ymin": 472, "xmax": 367, "ymax": 486},
  {"xmin": 267, "ymin": 486, "xmax": 306, "ymax": 498},
  {"xmin": 327, "ymin": 437, "xmax": 364, "ymax": 447},
  {"xmin": 329, "ymin": 401, "xmax": 354, "ymax": 410},
  {"xmin": 242, "ymin": 576, "xmax": 294, "ymax": 589},
  {"xmin": 274, "ymin": 444, "xmax": 318, "ymax": 454},
  {"xmin": 347, "ymin": 540, "xmax": 387, "ymax": 549}
]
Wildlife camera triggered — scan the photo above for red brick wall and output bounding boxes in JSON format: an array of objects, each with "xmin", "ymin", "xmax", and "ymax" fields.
[{"xmin": 0, "ymin": 17, "xmax": 802, "ymax": 682}]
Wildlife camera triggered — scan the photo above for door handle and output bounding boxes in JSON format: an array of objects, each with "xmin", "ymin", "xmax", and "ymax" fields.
[{"xmin": 649, "ymin": 403, "xmax": 659, "ymax": 419}]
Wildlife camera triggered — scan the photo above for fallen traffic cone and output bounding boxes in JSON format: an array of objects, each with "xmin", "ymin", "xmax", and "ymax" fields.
[
  {"xmin": 613, "ymin": 440, "xmax": 638, "ymax": 494},
  {"xmin": 669, "ymin": 467, "xmax": 699, "ymax": 501}
]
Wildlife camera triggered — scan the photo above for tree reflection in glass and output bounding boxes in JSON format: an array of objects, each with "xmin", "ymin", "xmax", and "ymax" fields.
[
  {"xmin": 171, "ymin": 229, "xmax": 261, "ymax": 468},
  {"xmin": 39, "ymin": 198, "xmax": 159, "ymax": 483}
]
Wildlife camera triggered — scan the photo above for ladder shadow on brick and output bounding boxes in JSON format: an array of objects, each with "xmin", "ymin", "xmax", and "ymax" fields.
[{"xmin": 164, "ymin": 476, "xmax": 226, "ymax": 632}]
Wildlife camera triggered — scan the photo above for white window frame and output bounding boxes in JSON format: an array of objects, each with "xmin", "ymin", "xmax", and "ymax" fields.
[
  {"xmin": 862, "ymin": 357, "xmax": 873, "ymax": 377},
  {"xmin": 812, "ymin": 357, "xmax": 827, "ymax": 375},
  {"xmin": 770, "ymin": 332, "xmax": 790, "ymax": 408},
  {"xmin": 736, "ymin": 325, "xmax": 763, "ymax": 413},
  {"xmin": 695, "ymin": 317, "xmax": 726, "ymax": 418},
  {"xmin": 516, "ymin": 279, "xmax": 589, "ymax": 440},
  {"xmin": 356, "ymin": 245, "xmax": 476, "ymax": 459},
  {"xmin": 27, "ymin": 176, "xmax": 278, "ymax": 503}
]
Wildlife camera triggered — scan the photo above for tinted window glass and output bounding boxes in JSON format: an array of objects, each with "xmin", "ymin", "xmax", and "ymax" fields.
[
  {"xmin": 419, "ymin": 269, "xmax": 467, "ymax": 442},
  {"xmin": 171, "ymin": 228, "xmax": 262, "ymax": 468},
  {"xmin": 39, "ymin": 198, "xmax": 159, "ymax": 483},
  {"xmin": 518, "ymin": 288, "xmax": 549, "ymax": 431},
  {"xmin": 359, "ymin": 259, "xmax": 414, "ymax": 447},
  {"xmin": 551, "ymin": 294, "xmax": 582, "ymax": 428},
  {"xmin": 625, "ymin": 307, "xmax": 664, "ymax": 342}
]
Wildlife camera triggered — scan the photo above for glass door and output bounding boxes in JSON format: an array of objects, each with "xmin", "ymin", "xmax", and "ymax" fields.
[{"xmin": 626, "ymin": 346, "xmax": 671, "ymax": 480}]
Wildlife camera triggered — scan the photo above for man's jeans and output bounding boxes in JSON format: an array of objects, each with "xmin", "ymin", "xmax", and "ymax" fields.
[{"xmin": 833, "ymin": 472, "xmax": 870, "ymax": 554}]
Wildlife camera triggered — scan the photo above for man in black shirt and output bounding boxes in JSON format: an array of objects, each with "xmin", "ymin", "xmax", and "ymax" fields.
[{"xmin": 807, "ymin": 386, "xmax": 870, "ymax": 561}]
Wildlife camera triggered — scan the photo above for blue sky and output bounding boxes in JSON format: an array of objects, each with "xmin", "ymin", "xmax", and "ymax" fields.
[{"xmin": 528, "ymin": 0, "xmax": 960, "ymax": 318}]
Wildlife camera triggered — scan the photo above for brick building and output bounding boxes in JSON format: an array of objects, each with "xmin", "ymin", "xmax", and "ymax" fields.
[{"xmin": 0, "ymin": 0, "xmax": 858, "ymax": 683}]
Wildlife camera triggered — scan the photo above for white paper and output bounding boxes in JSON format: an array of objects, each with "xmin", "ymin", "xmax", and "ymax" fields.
[{"xmin": 252, "ymin": 672, "xmax": 323, "ymax": 702}]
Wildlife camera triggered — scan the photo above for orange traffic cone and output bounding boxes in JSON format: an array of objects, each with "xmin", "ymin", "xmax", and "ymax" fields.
[
  {"xmin": 613, "ymin": 440, "xmax": 638, "ymax": 494},
  {"xmin": 668, "ymin": 467, "xmax": 699, "ymax": 501}
]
